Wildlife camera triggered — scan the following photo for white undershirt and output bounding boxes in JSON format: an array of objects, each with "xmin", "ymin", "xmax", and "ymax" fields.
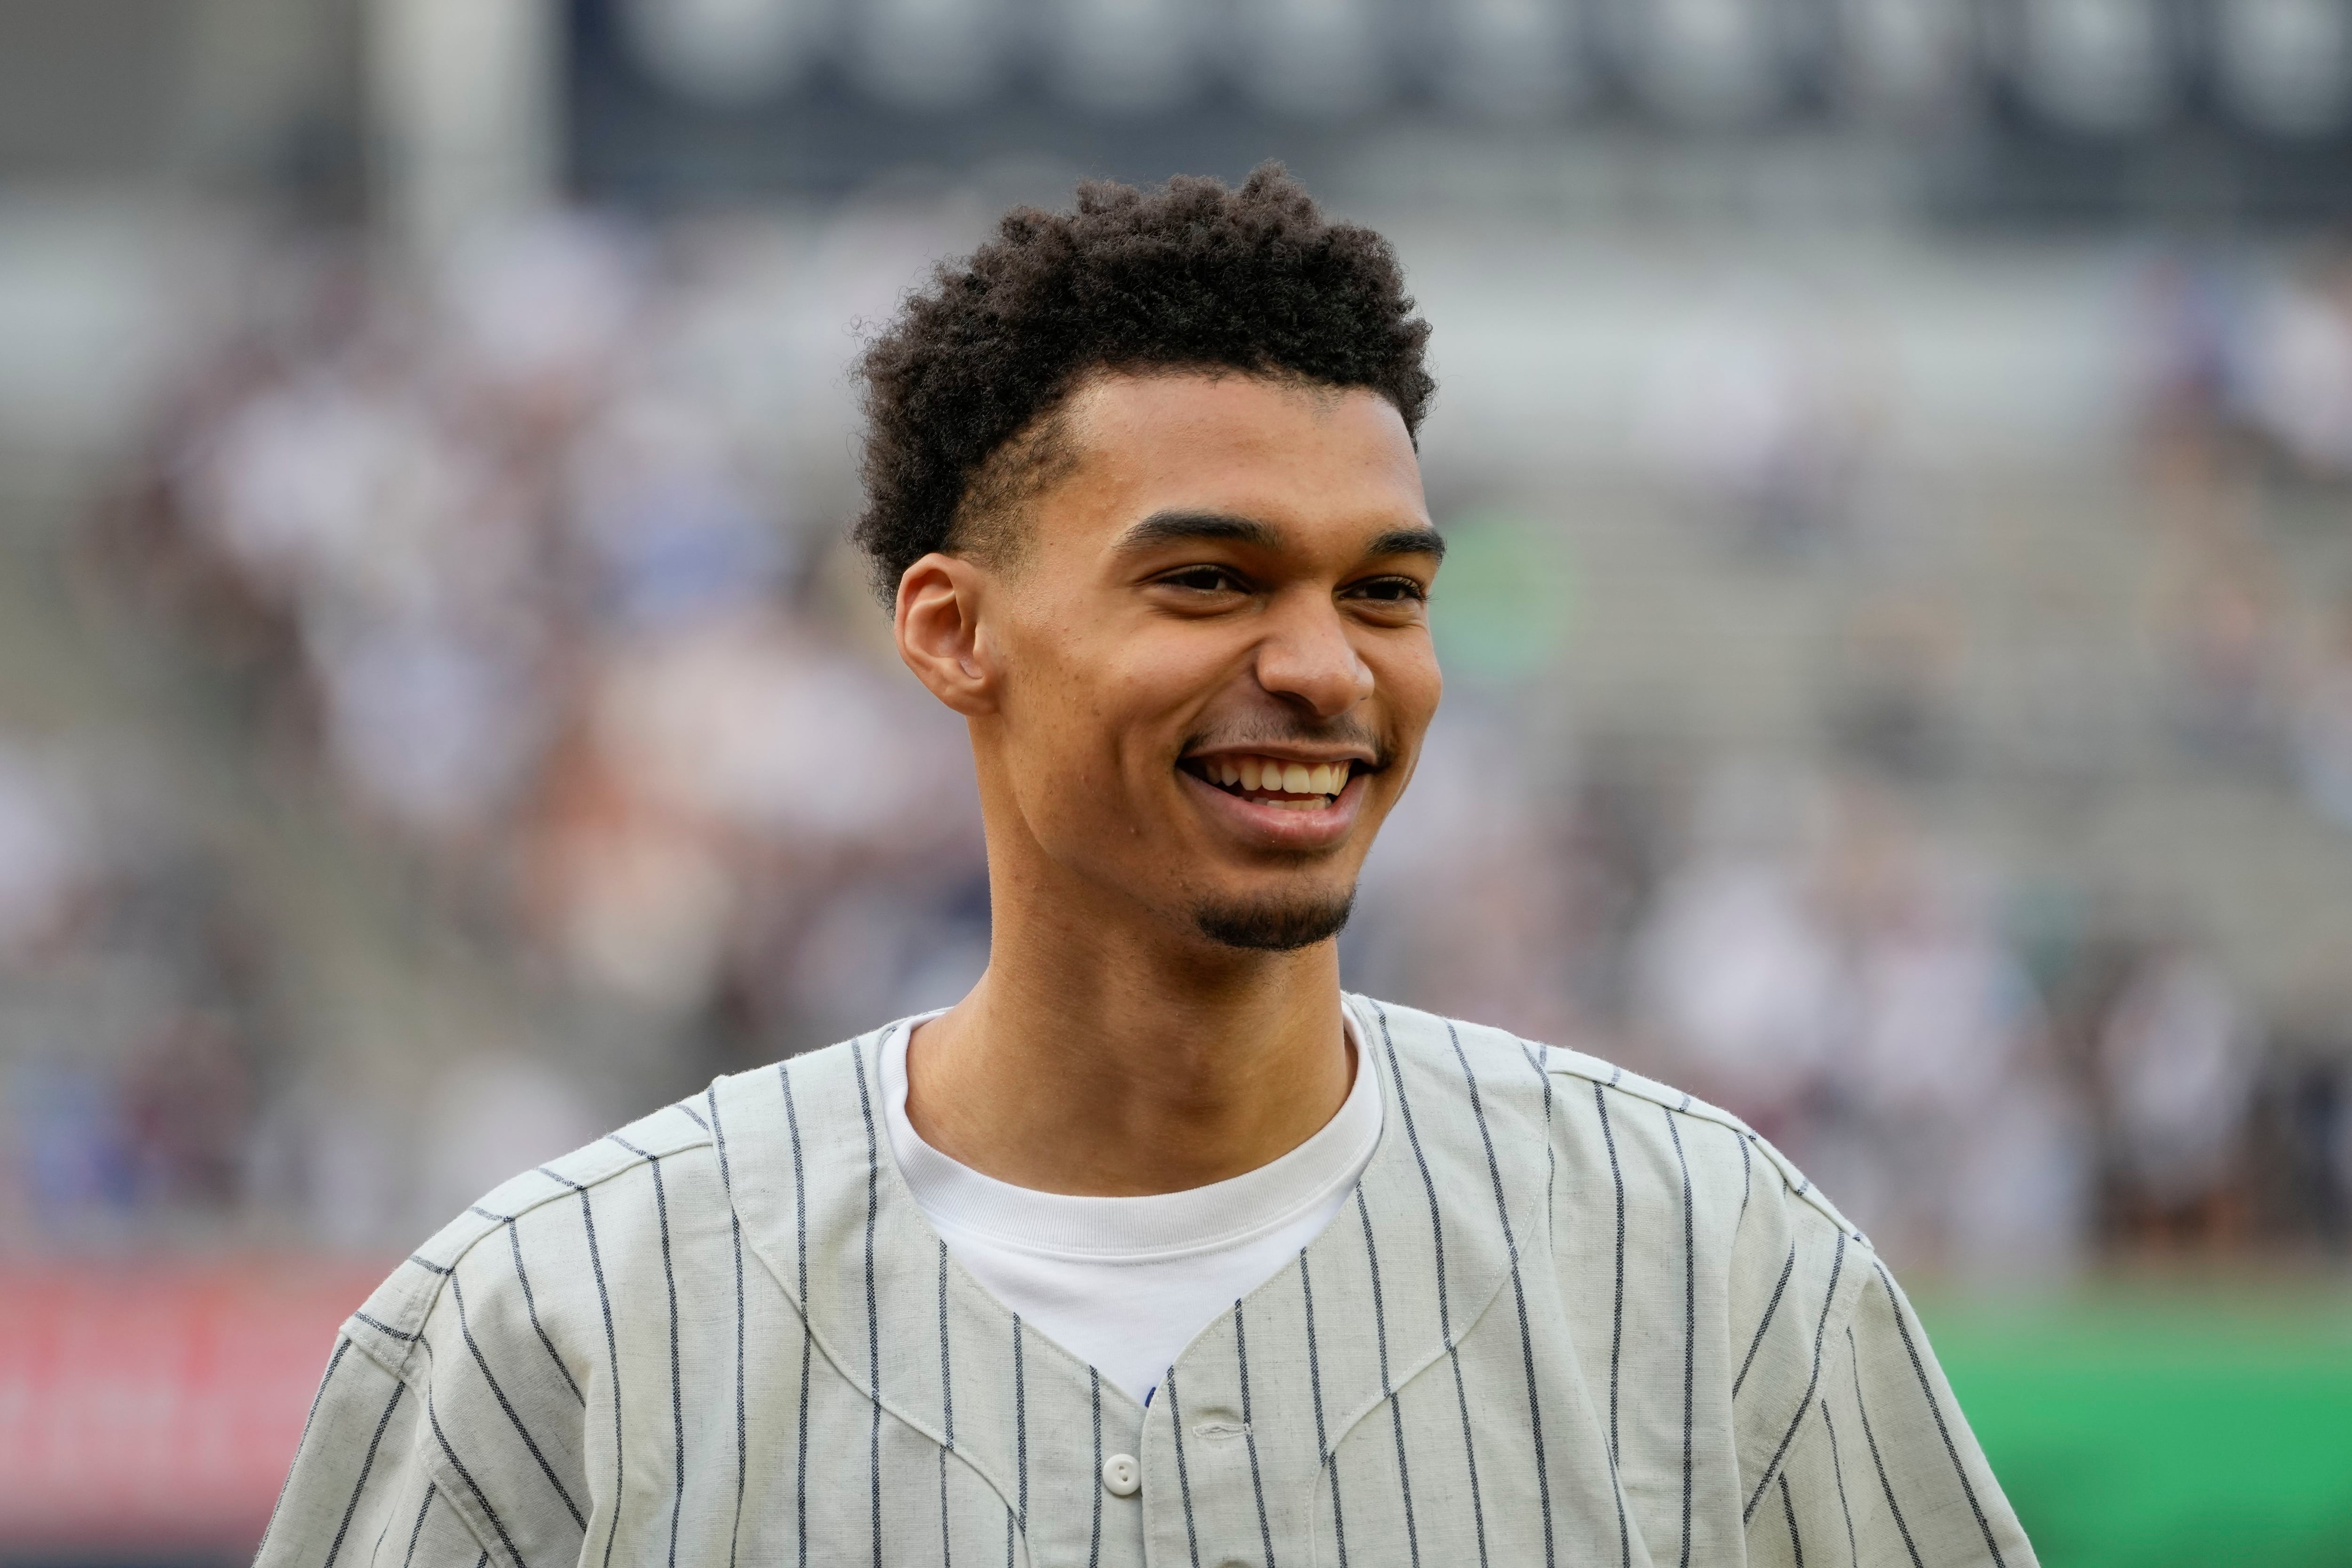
[{"xmin": 881, "ymin": 1011, "xmax": 1383, "ymax": 1409}]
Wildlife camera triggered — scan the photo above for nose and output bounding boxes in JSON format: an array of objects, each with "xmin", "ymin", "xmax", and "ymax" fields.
[{"xmin": 1254, "ymin": 593, "xmax": 1374, "ymax": 720}]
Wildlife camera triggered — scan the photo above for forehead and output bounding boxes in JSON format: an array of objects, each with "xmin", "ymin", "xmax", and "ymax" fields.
[{"xmin": 1049, "ymin": 371, "xmax": 1428, "ymax": 540}]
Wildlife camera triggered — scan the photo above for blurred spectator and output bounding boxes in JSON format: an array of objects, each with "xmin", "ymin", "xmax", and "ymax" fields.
[
  {"xmin": 1641, "ymin": 302, "xmax": 1878, "ymax": 561},
  {"xmin": 2153, "ymin": 537, "xmax": 2290, "ymax": 776},
  {"xmin": 2239, "ymin": 247, "xmax": 2352, "ymax": 480},
  {"xmin": 0, "ymin": 742, "xmax": 95, "ymax": 959},
  {"xmin": 1827, "ymin": 591, "xmax": 1965, "ymax": 785},
  {"xmin": 2293, "ymin": 590, "xmax": 2352, "ymax": 832},
  {"xmin": 0, "ymin": 734, "xmax": 275, "ymax": 1251},
  {"xmin": 2096, "ymin": 938, "xmax": 2258, "ymax": 1246},
  {"xmin": 1818, "ymin": 787, "xmax": 2084, "ymax": 1273},
  {"xmin": 1634, "ymin": 762, "xmax": 1843, "ymax": 1138}
]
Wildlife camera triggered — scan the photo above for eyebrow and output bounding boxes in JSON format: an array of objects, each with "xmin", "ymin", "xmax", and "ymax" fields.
[
  {"xmin": 1111, "ymin": 510, "xmax": 1281, "ymax": 557},
  {"xmin": 1366, "ymin": 526, "xmax": 1446, "ymax": 563},
  {"xmin": 1111, "ymin": 510, "xmax": 1446, "ymax": 564}
]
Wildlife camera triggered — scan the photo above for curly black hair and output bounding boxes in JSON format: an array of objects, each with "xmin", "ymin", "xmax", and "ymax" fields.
[{"xmin": 851, "ymin": 163, "xmax": 1435, "ymax": 602}]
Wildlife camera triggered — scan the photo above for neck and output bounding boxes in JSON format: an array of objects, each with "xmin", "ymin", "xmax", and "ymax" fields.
[{"xmin": 902, "ymin": 844, "xmax": 1353, "ymax": 1196}]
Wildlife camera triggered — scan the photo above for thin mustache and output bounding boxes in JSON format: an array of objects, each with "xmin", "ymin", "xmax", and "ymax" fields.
[{"xmin": 1181, "ymin": 718, "xmax": 1392, "ymax": 771}]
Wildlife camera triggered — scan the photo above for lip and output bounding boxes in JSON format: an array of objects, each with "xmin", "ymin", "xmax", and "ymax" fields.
[{"xmin": 1177, "ymin": 763, "xmax": 1369, "ymax": 852}]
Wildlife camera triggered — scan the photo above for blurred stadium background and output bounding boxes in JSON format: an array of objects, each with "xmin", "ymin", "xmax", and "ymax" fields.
[{"xmin": 1, "ymin": 0, "xmax": 2350, "ymax": 1561}]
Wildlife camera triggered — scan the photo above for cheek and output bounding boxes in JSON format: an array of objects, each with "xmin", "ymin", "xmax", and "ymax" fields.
[
  {"xmin": 1094, "ymin": 637, "xmax": 1235, "ymax": 750},
  {"xmin": 1379, "ymin": 641, "xmax": 1445, "ymax": 731},
  {"xmin": 998, "ymin": 641, "xmax": 1184, "ymax": 814}
]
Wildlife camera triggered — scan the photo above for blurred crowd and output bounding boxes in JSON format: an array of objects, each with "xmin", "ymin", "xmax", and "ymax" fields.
[
  {"xmin": 116, "ymin": 216, "xmax": 980, "ymax": 944},
  {"xmin": 2139, "ymin": 245, "xmax": 2352, "ymax": 813},
  {"xmin": 1, "ymin": 212, "xmax": 2348, "ymax": 1276},
  {"xmin": 13, "ymin": 213, "xmax": 997, "ymax": 1248}
]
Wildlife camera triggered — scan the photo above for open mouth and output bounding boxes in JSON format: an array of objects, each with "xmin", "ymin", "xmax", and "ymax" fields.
[{"xmin": 1181, "ymin": 754, "xmax": 1363, "ymax": 812}]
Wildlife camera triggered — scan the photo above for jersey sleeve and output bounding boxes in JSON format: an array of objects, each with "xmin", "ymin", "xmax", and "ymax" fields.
[
  {"xmin": 254, "ymin": 1245, "xmax": 598, "ymax": 1568},
  {"xmin": 1748, "ymin": 1258, "xmax": 2037, "ymax": 1568},
  {"xmin": 255, "ymin": 1333, "xmax": 493, "ymax": 1568}
]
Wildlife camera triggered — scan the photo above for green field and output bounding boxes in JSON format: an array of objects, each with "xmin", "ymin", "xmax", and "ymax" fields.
[{"xmin": 1921, "ymin": 1284, "xmax": 2352, "ymax": 1568}]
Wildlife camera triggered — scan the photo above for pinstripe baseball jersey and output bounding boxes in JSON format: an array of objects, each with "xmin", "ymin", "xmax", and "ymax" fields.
[{"xmin": 258, "ymin": 995, "xmax": 2035, "ymax": 1568}]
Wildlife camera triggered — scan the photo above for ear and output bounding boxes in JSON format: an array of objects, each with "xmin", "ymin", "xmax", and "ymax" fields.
[{"xmin": 894, "ymin": 552, "xmax": 999, "ymax": 716}]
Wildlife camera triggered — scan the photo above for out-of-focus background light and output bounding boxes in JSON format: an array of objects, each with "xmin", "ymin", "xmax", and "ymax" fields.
[{"xmin": 0, "ymin": 0, "xmax": 2350, "ymax": 1562}]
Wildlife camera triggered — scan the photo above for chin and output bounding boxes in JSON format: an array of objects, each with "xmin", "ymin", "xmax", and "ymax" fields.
[{"xmin": 1188, "ymin": 885, "xmax": 1357, "ymax": 952}]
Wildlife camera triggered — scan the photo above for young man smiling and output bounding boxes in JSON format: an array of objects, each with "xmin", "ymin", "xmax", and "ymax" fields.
[{"xmin": 262, "ymin": 169, "xmax": 2033, "ymax": 1568}]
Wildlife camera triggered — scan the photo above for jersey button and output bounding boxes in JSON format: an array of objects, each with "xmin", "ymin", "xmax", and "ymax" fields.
[{"xmin": 1101, "ymin": 1453, "xmax": 1141, "ymax": 1496}]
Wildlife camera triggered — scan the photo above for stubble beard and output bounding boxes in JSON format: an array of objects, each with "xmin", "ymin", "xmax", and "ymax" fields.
[{"xmin": 1189, "ymin": 883, "xmax": 1358, "ymax": 952}]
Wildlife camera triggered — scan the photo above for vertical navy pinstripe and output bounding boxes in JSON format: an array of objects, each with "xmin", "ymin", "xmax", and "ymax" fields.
[
  {"xmin": 425, "ymin": 1379, "xmax": 527, "ymax": 1568},
  {"xmin": 1298, "ymin": 1251, "xmax": 1350, "ymax": 1568},
  {"xmin": 1734, "ymin": 1246, "xmax": 1800, "ymax": 1400},
  {"xmin": 447, "ymin": 1273, "xmax": 583, "ymax": 1528},
  {"xmin": 604, "ymin": 1136, "xmax": 684, "ymax": 1568},
  {"xmin": 1449, "ymin": 1021, "xmax": 1555, "ymax": 1568},
  {"xmin": 1746, "ymin": 1233, "xmax": 1847, "ymax": 1523},
  {"xmin": 1235, "ymin": 1301, "xmax": 1277, "ymax": 1568},
  {"xmin": 1874, "ymin": 1262, "xmax": 2007, "ymax": 1568},
  {"xmin": 779, "ymin": 1065, "xmax": 810, "ymax": 1568},
  {"xmin": 1164, "ymin": 1369, "xmax": 1203, "ymax": 1568},
  {"xmin": 1591, "ymin": 1083, "xmax": 1633, "ymax": 1568},
  {"xmin": 850, "ymin": 1042, "xmax": 884, "ymax": 1568},
  {"xmin": 548, "ymin": 1171, "xmax": 624, "ymax": 1568},
  {"xmin": 705, "ymin": 1089, "xmax": 749, "ymax": 1568},
  {"xmin": 1369, "ymin": 1003, "xmax": 1488, "ymax": 1568},
  {"xmin": 1820, "ymin": 1405, "xmax": 1859, "ymax": 1567},
  {"xmin": 321, "ymin": 1381, "xmax": 404, "ymax": 1568},
  {"xmin": 1087, "ymin": 1367, "xmax": 1103, "ymax": 1568},
  {"xmin": 1665, "ymin": 1108, "xmax": 1696, "ymax": 1568},
  {"xmin": 1012, "ymin": 1315, "xmax": 1028, "ymax": 1536},
  {"xmin": 504, "ymin": 1220, "xmax": 583, "ymax": 1405},
  {"xmin": 1354, "ymin": 1188, "xmax": 1421, "ymax": 1568},
  {"xmin": 938, "ymin": 1241, "xmax": 955, "ymax": 1568},
  {"xmin": 399, "ymin": 1483, "xmax": 435, "ymax": 1568},
  {"xmin": 1847, "ymin": 1325, "xmax": 1925, "ymax": 1568}
]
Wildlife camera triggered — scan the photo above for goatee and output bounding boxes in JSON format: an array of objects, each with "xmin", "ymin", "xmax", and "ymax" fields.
[{"xmin": 1191, "ymin": 887, "xmax": 1356, "ymax": 952}]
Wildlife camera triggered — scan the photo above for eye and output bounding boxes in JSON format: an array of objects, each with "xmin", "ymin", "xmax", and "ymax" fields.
[
  {"xmin": 1346, "ymin": 575, "xmax": 1430, "ymax": 604},
  {"xmin": 1157, "ymin": 565, "xmax": 1248, "ymax": 594}
]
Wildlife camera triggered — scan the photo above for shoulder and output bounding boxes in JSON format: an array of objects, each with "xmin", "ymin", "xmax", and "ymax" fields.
[
  {"xmin": 341, "ymin": 1096, "xmax": 717, "ymax": 1372},
  {"xmin": 1539, "ymin": 1035, "xmax": 1866, "ymax": 1249},
  {"xmin": 1354, "ymin": 992, "xmax": 1867, "ymax": 1252},
  {"xmin": 1350, "ymin": 992, "xmax": 1549, "ymax": 1098}
]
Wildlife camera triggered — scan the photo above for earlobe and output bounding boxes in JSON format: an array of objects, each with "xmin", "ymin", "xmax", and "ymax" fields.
[{"xmin": 895, "ymin": 553, "xmax": 997, "ymax": 716}]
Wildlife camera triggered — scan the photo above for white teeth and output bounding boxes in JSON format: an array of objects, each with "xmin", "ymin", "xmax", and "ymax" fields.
[{"xmin": 1199, "ymin": 755, "xmax": 1357, "ymax": 801}]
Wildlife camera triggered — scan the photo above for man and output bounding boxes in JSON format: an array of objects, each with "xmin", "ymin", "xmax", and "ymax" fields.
[{"xmin": 262, "ymin": 167, "xmax": 2033, "ymax": 1568}]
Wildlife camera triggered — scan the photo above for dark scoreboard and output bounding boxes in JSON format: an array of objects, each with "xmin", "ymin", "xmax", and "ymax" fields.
[{"xmin": 565, "ymin": 0, "xmax": 2352, "ymax": 222}]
